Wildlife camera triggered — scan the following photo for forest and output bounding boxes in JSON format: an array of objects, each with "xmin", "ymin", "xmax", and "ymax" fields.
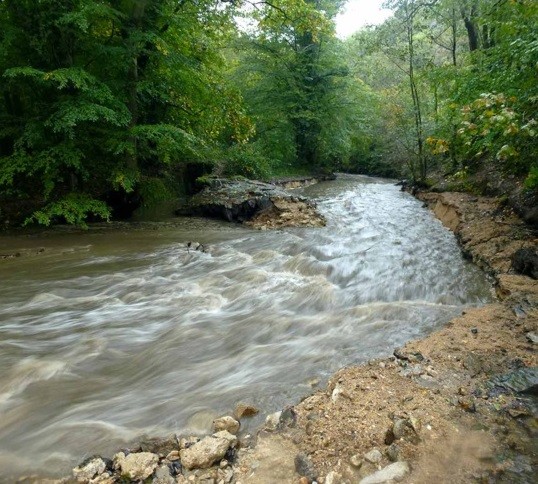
[{"xmin": 0, "ymin": 0, "xmax": 536, "ymax": 226}]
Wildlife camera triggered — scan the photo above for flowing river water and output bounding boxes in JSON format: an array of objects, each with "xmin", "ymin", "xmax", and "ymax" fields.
[{"xmin": 0, "ymin": 175, "xmax": 493, "ymax": 478}]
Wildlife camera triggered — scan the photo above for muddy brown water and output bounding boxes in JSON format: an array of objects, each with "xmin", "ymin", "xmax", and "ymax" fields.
[{"xmin": 0, "ymin": 175, "xmax": 493, "ymax": 478}]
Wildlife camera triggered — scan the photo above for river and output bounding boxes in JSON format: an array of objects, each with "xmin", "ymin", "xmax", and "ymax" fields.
[{"xmin": 0, "ymin": 175, "xmax": 492, "ymax": 478}]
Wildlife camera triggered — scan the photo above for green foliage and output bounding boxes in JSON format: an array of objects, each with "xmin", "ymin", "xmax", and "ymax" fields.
[
  {"xmin": 24, "ymin": 193, "xmax": 110, "ymax": 228},
  {"xmin": 221, "ymin": 144, "xmax": 272, "ymax": 180},
  {"xmin": 138, "ymin": 177, "xmax": 174, "ymax": 207},
  {"xmin": 524, "ymin": 166, "xmax": 538, "ymax": 190}
]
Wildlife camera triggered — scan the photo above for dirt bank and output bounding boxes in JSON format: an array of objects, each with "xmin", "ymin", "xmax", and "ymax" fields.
[{"xmin": 231, "ymin": 192, "xmax": 537, "ymax": 484}]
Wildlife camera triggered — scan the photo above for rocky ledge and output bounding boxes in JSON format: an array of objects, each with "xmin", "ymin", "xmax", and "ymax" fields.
[{"xmin": 177, "ymin": 178, "xmax": 326, "ymax": 230}]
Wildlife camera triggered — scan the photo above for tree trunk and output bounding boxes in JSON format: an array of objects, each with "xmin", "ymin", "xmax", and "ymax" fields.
[{"xmin": 461, "ymin": 3, "xmax": 479, "ymax": 51}]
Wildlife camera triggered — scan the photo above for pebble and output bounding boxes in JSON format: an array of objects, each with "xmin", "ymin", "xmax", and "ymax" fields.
[
  {"xmin": 265, "ymin": 411, "xmax": 282, "ymax": 431},
  {"xmin": 525, "ymin": 332, "xmax": 538, "ymax": 344},
  {"xmin": 386, "ymin": 443, "xmax": 401, "ymax": 462},
  {"xmin": 166, "ymin": 450, "xmax": 180, "ymax": 461},
  {"xmin": 359, "ymin": 461, "xmax": 410, "ymax": 484},
  {"xmin": 350, "ymin": 454, "xmax": 363, "ymax": 468},
  {"xmin": 325, "ymin": 470, "xmax": 344, "ymax": 484},
  {"xmin": 364, "ymin": 449, "xmax": 382, "ymax": 464}
]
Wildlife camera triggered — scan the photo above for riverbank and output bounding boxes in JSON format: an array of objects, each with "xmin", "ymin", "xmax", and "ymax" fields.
[
  {"xmin": 230, "ymin": 191, "xmax": 536, "ymax": 483},
  {"xmin": 13, "ymin": 186, "xmax": 538, "ymax": 484}
]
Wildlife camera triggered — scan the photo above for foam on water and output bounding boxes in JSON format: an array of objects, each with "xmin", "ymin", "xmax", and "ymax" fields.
[{"xmin": 0, "ymin": 175, "xmax": 493, "ymax": 478}]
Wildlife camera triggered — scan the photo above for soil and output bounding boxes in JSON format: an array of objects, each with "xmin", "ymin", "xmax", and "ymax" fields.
[{"xmin": 233, "ymin": 191, "xmax": 537, "ymax": 484}]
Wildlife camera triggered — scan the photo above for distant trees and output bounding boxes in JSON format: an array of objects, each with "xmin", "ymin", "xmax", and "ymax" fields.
[{"xmin": 347, "ymin": 0, "xmax": 537, "ymax": 185}]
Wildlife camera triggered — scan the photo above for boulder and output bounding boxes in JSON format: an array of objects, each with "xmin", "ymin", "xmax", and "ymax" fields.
[
  {"xmin": 359, "ymin": 462, "xmax": 410, "ymax": 484},
  {"xmin": 114, "ymin": 451, "xmax": 159, "ymax": 480},
  {"xmin": 180, "ymin": 432, "xmax": 236, "ymax": 470}
]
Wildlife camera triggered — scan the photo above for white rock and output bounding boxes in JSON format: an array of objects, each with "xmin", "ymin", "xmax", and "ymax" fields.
[
  {"xmin": 72, "ymin": 457, "xmax": 106, "ymax": 482},
  {"xmin": 265, "ymin": 411, "xmax": 282, "ymax": 431},
  {"xmin": 213, "ymin": 430, "xmax": 238, "ymax": 445},
  {"xmin": 181, "ymin": 434, "xmax": 234, "ymax": 470},
  {"xmin": 364, "ymin": 448, "xmax": 383, "ymax": 464},
  {"xmin": 325, "ymin": 470, "xmax": 344, "ymax": 484},
  {"xmin": 350, "ymin": 454, "xmax": 363, "ymax": 468},
  {"xmin": 359, "ymin": 462, "xmax": 410, "ymax": 484},
  {"xmin": 114, "ymin": 452, "xmax": 159, "ymax": 480},
  {"xmin": 213, "ymin": 416, "xmax": 240, "ymax": 434}
]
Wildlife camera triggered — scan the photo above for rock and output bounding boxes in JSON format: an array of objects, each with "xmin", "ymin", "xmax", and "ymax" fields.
[
  {"xmin": 487, "ymin": 367, "xmax": 538, "ymax": 395},
  {"xmin": 72, "ymin": 456, "xmax": 107, "ymax": 482},
  {"xmin": 364, "ymin": 449, "xmax": 383, "ymax": 464},
  {"xmin": 180, "ymin": 178, "xmax": 325, "ymax": 229},
  {"xmin": 526, "ymin": 332, "xmax": 538, "ymax": 344},
  {"xmin": 90, "ymin": 473, "xmax": 115, "ymax": 484},
  {"xmin": 153, "ymin": 464, "xmax": 176, "ymax": 484},
  {"xmin": 463, "ymin": 353, "xmax": 484, "ymax": 377},
  {"xmin": 265, "ymin": 411, "xmax": 282, "ymax": 431},
  {"xmin": 166, "ymin": 450, "xmax": 180, "ymax": 461},
  {"xmin": 114, "ymin": 452, "xmax": 159, "ymax": 480},
  {"xmin": 218, "ymin": 467, "xmax": 234, "ymax": 484},
  {"xmin": 384, "ymin": 428, "xmax": 395, "ymax": 445},
  {"xmin": 234, "ymin": 402, "xmax": 259, "ymax": 419},
  {"xmin": 393, "ymin": 348, "xmax": 424, "ymax": 363},
  {"xmin": 295, "ymin": 453, "xmax": 317, "ymax": 481},
  {"xmin": 180, "ymin": 433, "xmax": 236, "ymax": 470},
  {"xmin": 213, "ymin": 430, "xmax": 238, "ymax": 445},
  {"xmin": 180, "ymin": 436, "xmax": 200, "ymax": 449},
  {"xmin": 139, "ymin": 435, "xmax": 178, "ymax": 455},
  {"xmin": 325, "ymin": 470, "xmax": 344, "ymax": 484},
  {"xmin": 279, "ymin": 406, "xmax": 297, "ymax": 429},
  {"xmin": 386, "ymin": 443, "xmax": 401, "ymax": 462},
  {"xmin": 511, "ymin": 247, "xmax": 538, "ymax": 279},
  {"xmin": 458, "ymin": 396, "xmax": 476, "ymax": 413},
  {"xmin": 359, "ymin": 461, "xmax": 410, "ymax": 484},
  {"xmin": 213, "ymin": 416, "xmax": 240, "ymax": 434},
  {"xmin": 392, "ymin": 418, "xmax": 420, "ymax": 444},
  {"xmin": 350, "ymin": 454, "xmax": 363, "ymax": 468}
]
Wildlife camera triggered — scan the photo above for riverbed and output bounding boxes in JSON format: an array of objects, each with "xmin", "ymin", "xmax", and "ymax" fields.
[{"xmin": 0, "ymin": 175, "xmax": 492, "ymax": 478}]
